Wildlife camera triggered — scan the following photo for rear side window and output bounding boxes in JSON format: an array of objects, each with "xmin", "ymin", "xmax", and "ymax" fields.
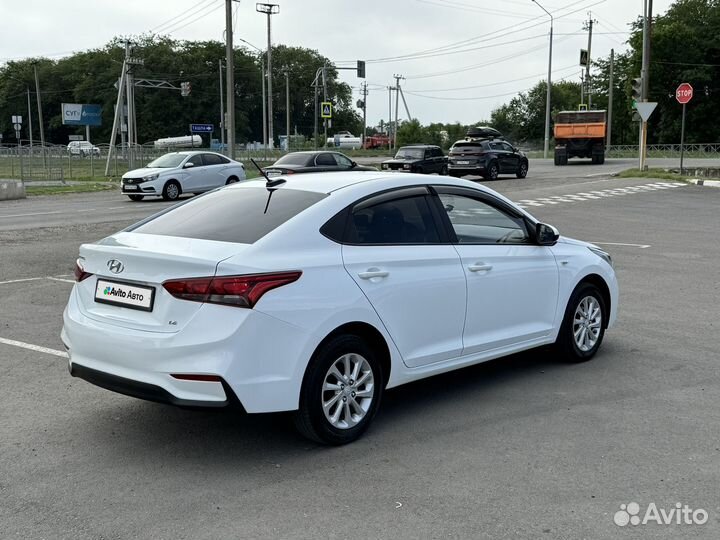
[
  {"xmin": 315, "ymin": 153, "xmax": 337, "ymax": 166},
  {"xmin": 202, "ymin": 153, "xmax": 223, "ymax": 165},
  {"xmin": 348, "ymin": 195, "xmax": 440, "ymax": 244},
  {"xmin": 130, "ymin": 187, "xmax": 326, "ymax": 244}
]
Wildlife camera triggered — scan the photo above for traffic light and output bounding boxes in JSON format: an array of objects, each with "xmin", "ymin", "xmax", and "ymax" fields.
[
  {"xmin": 357, "ymin": 60, "xmax": 366, "ymax": 78},
  {"xmin": 631, "ymin": 77, "xmax": 642, "ymax": 103},
  {"xmin": 180, "ymin": 81, "xmax": 191, "ymax": 97}
]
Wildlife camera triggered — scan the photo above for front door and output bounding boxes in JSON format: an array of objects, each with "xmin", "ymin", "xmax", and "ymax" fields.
[{"xmin": 433, "ymin": 187, "xmax": 559, "ymax": 354}]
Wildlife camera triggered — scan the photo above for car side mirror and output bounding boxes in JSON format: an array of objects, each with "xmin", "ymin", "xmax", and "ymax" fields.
[
  {"xmin": 350, "ymin": 161, "xmax": 357, "ymax": 168},
  {"xmin": 184, "ymin": 162, "xmax": 195, "ymax": 168},
  {"xmin": 536, "ymin": 223, "xmax": 559, "ymax": 246}
]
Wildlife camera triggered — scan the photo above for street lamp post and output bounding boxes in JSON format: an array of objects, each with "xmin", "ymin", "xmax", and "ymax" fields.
[
  {"xmin": 256, "ymin": 3, "xmax": 279, "ymax": 150},
  {"xmin": 237, "ymin": 38, "xmax": 267, "ymax": 148},
  {"xmin": 532, "ymin": 0, "xmax": 553, "ymax": 160}
]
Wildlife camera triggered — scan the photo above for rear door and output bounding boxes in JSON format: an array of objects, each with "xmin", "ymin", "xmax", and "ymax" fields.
[{"xmin": 341, "ymin": 187, "xmax": 467, "ymax": 367}]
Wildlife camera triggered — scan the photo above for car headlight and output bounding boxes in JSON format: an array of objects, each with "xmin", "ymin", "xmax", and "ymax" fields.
[
  {"xmin": 143, "ymin": 173, "xmax": 159, "ymax": 182},
  {"xmin": 403, "ymin": 164, "xmax": 410, "ymax": 169},
  {"xmin": 588, "ymin": 246, "xmax": 613, "ymax": 267},
  {"xmin": 382, "ymin": 163, "xmax": 388, "ymax": 169}
]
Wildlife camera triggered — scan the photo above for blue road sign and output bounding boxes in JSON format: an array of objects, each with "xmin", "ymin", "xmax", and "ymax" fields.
[
  {"xmin": 190, "ymin": 123, "xmax": 214, "ymax": 133},
  {"xmin": 62, "ymin": 104, "xmax": 102, "ymax": 126}
]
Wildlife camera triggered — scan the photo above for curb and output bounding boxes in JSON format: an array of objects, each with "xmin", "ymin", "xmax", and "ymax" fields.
[{"xmin": 687, "ymin": 179, "xmax": 720, "ymax": 188}]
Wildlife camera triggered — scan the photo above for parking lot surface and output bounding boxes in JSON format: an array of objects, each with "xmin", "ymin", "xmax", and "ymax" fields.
[{"xmin": 1, "ymin": 166, "xmax": 718, "ymax": 539}]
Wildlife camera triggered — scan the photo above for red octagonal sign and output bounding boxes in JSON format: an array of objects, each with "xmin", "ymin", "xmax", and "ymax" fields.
[{"xmin": 676, "ymin": 82, "xmax": 693, "ymax": 104}]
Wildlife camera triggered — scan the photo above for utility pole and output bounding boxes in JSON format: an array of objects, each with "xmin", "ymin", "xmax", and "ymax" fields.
[
  {"xmin": 225, "ymin": 0, "xmax": 237, "ymax": 158},
  {"xmin": 105, "ymin": 63, "xmax": 127, "ymax": 176},
  {"xmin": 218, "ymin": 59, "xmax": 225, "ymax": 154},
  {"xmin": 394, "ymin": 75, "xmax": 403, "ymax": 145},
  {"xmin": 639, "ymin": 0, "xmax": 653, "ymax": 170},
  {"xmin": 285, "ymin": 70, "xmax": 290, "ymax": 151},
  {"xmin": 607, "ymin": 48, "xmax": 614, "ymax": 149},
  {"xmin": 580, "ymin": 71, "xmax": 585, "ymax": 105},
  {"xmin": 26, "ymin": 87, "xmax": 33, "ymax": 153},
  {"xmin": 388, "ymin": 86, "xmax": 393, "ymax": 151},
  {"xmin": 256, "ymin": 3, "xmax": 279, "ymax": 149},
  {"xmin": 124, "ymin": 42, "xmax": 136, "ymax": 169},
  {"xmin": 532, "ymin": 0, "xmax": 553, "ymax": 159},
  {"xmin": 583, "ymin": 12, "xmax": 597, "ymax": 108},
  {"xmin": 261, "ymin": 57, "xmax": 267, "ymax": 147},
  {"xmin": 361, "ymin": 82, "xmax": 368, "ymax": 147},
  {"xmin": 33, "ymin": 64, "xmax": 46, "ymax": 168}
]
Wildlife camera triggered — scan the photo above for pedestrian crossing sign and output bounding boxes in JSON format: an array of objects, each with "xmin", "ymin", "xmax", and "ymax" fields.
[{"xmin": 321, "ymin": 102, "xmax": 332, "ymax": 118}]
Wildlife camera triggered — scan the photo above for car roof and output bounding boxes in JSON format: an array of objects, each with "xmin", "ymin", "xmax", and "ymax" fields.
[
  {"xmin": 282, "ymin": 151, "xmax": 346, "ymax": 156},
  {"xmin": 231, "ymin": 171, "xmax": 500, "ymax": 197},
  {"xmin": 398, "ymin": 144, "xmax": 438, "ymax": 149}
]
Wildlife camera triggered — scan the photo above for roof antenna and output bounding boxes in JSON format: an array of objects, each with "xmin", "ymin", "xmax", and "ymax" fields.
[{"xmin": 250, "ymin": 158, "xmax": 286, "ymax": 188}]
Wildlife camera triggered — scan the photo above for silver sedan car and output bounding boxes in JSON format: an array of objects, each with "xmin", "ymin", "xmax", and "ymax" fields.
[{"xmin": 121, "ymin": 151, "xmax": 246, "ymax": 201}]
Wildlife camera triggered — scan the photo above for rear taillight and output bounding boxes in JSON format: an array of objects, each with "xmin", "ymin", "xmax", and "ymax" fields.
[
  {"xmin": 163, "ymin": 271, "xmax": 301, "ymax": 308},
  {"xmin": 74, "ymin": 260, "xmax": 93, "ymax": 282}
]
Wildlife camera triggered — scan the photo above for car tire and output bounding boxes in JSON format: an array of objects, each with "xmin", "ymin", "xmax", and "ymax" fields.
[
  {"xmin": 225, "ymin": 176, "xmax": 240, "ymax": 185},
  {"xmin": 127, "ymin": 195, "xmax": 144, "ymax": 201},
  {"xmin": 440, "ymin": 164, "xmax": 449, "ymax": 176},
  {"xmin": 294, "ymin": 334, "xmax": 384, "ymax": 445},
  {"xmin": 555, "ymin": 282, "xmax": 607, "ymax": 362},
  {"xmin": 516, "ymin": 161, "xmax": 528, "ymax": 178},
  {"xmin": 162, "ymin": 180, "xmax": 181, "ymax": 201},
  {"xmin": 484, "ymin": 161, "xmax": 499, "ymax": 180}
]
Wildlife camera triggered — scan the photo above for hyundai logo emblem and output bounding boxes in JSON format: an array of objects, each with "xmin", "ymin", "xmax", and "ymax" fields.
[{"xmin": 107, "ymin": 259, "xmax": 124, "ymax": 274}]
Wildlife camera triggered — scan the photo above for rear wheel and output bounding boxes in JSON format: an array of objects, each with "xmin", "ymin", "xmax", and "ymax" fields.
[
  {"xmin": 555, "ymin": 283, "xmax": 606, "ymax": 362},
  {"xmin": 225, "ymin": 175, "xmax": 240, "ymax": 185},
  {"xmin": 127, "ymin": 195, "xmax": 144, "ymax": 201},
  {"xmin": 162, "ymin": 180, "xmax": 181, "ymax": 201},
  {"xmin": 516, "ymin": 161, "xmax": 528, "ymax": 178},
  {"xmin": 440, "ymin": 164, "xmax": 449, "ymax": 176},
  {"xmin": 294, "ymin": 334, "xmax": 383, "ymax": 445},
  {"xmin": 484, "ymin": 161, "xmax": 499, "ymax": 180}
]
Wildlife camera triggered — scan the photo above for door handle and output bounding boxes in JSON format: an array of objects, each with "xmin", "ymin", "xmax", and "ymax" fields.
[
  {"xmin": 358, "ymin": 269, "xmax": 389, "ymax": 280},
  {"xmin": 468, "ymin": 263, "xmax": 493, "ymax": 272}
]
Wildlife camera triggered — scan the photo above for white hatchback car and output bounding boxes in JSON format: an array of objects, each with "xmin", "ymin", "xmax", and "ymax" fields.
[
  {"xmin": 121, "ymin": 151, "xmax": 245, "ymax": 202},
  {"xmin": 67, "ymin": 141, "xmax": 101, "ymax": 157},
  {"xmin": 63, "ymin": 172, "xmax": 618, "ymax": 444}
]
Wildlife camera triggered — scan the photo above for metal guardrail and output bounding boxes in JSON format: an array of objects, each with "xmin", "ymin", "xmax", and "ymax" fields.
[{"xmin": 607, "ymin": 143, "xmax": 720, "ymax": 157}]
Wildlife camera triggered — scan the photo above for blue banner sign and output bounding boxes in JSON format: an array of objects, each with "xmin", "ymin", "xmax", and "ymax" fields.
[
  {"xmin": 62, "ymin": 103, "xmax": 102, "ymax": 126},
  {"xmin": 190, "ymin": 123, "xmax": 214, "ymax": 133}
]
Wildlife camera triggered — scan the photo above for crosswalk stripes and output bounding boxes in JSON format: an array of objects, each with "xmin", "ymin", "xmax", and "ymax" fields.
[{"xmin": 514, "ymin": 182, "xmax": 686, "ymax": 209}]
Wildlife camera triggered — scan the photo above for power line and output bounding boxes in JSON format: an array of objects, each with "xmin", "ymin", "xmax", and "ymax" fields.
[
  {"xmin": 150, "ymin": 0, "xmax": 217, "ymax": 34},
  {"xmin": 162, "ymin": 2, "xmax": 224, "ymax": 35}
]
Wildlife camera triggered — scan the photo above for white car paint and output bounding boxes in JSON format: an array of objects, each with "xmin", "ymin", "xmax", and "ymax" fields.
[
  {"xmin": 63, "ymin": 172, "xmax": 618, "ymax": 417},
  {"xmin": 120, "ymin": 151, "xmax": 245, "ymax": 200}
]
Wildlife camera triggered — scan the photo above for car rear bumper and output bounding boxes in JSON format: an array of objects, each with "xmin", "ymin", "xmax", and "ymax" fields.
[{"xmin": 62, "ymin": 286, "xmax": 312, "ymax": 413}]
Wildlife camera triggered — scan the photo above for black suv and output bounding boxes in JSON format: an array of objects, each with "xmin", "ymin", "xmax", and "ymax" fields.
[
  {"xmin": 448, "ymin": 138, "xmax": 528, "ymax": 180},
  {"xmin": 381, "ymin": 145, "xmax": 448, "ymax": 175}
]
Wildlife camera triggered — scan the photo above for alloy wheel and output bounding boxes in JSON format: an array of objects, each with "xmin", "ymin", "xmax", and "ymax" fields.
[
  {"xmin": 573, "ymin": 296, "xmax": 602, "ymax": 352},
  {"xmin": 322, "ymin": 353, "xmax": 375, "ymax": 429}
]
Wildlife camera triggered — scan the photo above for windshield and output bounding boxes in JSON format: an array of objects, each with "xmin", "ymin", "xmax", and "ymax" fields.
[
  {"xmin": 274, "ymin": 154, "xmax": 312, "ymax": 166},
  {"xmin": 395, "ymin": 148, "xmax": 424, "ymax": 159},
  {"xmin": 146, "ymin": 154, "xmax": 187, "ymax": 168}
]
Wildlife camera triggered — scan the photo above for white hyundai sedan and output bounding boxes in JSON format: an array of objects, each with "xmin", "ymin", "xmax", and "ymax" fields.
[
  {"xmin": 63, "ymin": 172, "xmax": 618, "ymax": 445},
  {"xmin": 120, "ymin": 151, "xmax": 245, "ymax": 202}
]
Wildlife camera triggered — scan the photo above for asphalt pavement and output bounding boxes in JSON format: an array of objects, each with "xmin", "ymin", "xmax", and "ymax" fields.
[{"xmin": 1, "ymin": 162, "xmax": 719, "ymax": 539}]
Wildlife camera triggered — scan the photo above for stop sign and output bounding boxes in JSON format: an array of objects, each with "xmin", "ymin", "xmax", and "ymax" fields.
[{"xmin": 676, "ymin": 83, "xmax": 693, "ymax": 104}]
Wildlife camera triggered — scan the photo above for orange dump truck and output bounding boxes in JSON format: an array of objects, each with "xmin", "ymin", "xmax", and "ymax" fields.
[{"xmin": 553, "ymin": 110, "xmax": 607, "ymax": 165}]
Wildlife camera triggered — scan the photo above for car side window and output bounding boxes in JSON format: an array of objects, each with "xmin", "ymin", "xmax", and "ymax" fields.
[
  {"xmin": 333, "ymin": 153, "xmax": 353, "ymax": 167},
  {"xmin": 437, "ymin": 193, "xmax": 529, "ymax": 244},
  {"xmin": 202, "ymin": 153, "xmax": 223, "ymax": 166},
  {"xmin": 424, "ymin": 150, "xmax": 432, "ymax": 160},
  {"xmin": 489, "ymin": 142, "xmax": 504, "ymax": 151},
  {"xmin": 349, "ymin": 195, "xmax": 441, "ymax": 245},
  {"xmin": 434, "ymin": 148, "xmax": 444, "ymax": 157},
  {"xmin": 185, "ymin": 155, "xmax": 203, "ymax": 167},
  {"xmin": 315, "ymin": 153, "xmax": 337, "ymax": 166},
  {"xmin": 501, "ymin": 142, "xmax": 515, "ymax": 153}
]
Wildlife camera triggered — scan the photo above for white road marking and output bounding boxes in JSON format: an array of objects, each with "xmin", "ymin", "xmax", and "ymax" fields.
[
  {"xmin": 514, "ymin": 182, "xmax": 686, "ymax": 208},
  {"xmin": 0, "ymin": 337, "xmax": 68, "ymax": 358},
  {"xmin": 592, "ymin": 242, "xmax": 652, "ymax": 249},
  {"xmin": 0, "ymin": 211, "xmax": 63, "ymax": 219},
  {"xmin": 46, "ymin": 277, "xmax": 76, "ymax": 284},
  {"xmin": 0, "ymin": 277, "xmax": 43, "ymax": 285}
]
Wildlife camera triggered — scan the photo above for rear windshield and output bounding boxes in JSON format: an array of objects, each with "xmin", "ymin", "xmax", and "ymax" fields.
[
  {"xmin": 451, "ymin": 142, "xmax": 486, "ymax": 151},
  {"xmin": 274, "ymin": 153, "xmax": 312, "ymax": 166},
  {"xmin": 130, "ymin": 187, "xmax": 327, "ymax": 244}
]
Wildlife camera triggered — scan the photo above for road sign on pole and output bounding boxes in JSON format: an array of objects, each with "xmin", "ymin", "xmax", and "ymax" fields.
[
  {"xmin": 189, "ymin": 124, "xmax": 214, "ymax": 133},
  {"xmin": 634, "ymin": 102, "xmax": 657, "ymax": 122},
  {"xmin": 676, "ymin": 83, "xmax": 693, "ymax": 173},
  {"xmin": 675, "ymin": 82, "xmax": 693, "ymax": 104},
  {"xmin": 321, "ymin": 102, "xmax": 332, "ymax": 119}
]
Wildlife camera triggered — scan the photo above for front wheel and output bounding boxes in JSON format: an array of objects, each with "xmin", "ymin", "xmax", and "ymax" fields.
[
  {"xmin": 127, "ymin": 195, "xmax": 144, "ymax": 201},
  {"xmin": 555, "ymin": 283, "xmax": 606, "ymax": 362},
  {"xmin": 516, "ymin": 161, "xmax": 528, "ymax": 178},
  {"xmin": 440, "ymin": 164, "xmax": 449, "ymax": 176},
  {"xmin": 294, "ymin": 335, "xmax": 384, "ymax": 445},
  {"xmin": 162, "ymin": 180, "xmax": 181, "ymax": 201}
]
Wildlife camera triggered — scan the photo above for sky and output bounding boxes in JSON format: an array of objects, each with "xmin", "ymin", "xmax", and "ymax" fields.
[{"xmin": 0, "ymin": 0, "xmax": 674, "ymax": 128}]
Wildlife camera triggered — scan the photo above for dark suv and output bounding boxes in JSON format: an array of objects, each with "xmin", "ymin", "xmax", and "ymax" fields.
[
  {"xmin": 381, "ymin": 145, "xmax": 448, "ymax": 175},
  {"xmin": 448, "ymin": 139, "xmax": 529, "ymax": 180}
]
